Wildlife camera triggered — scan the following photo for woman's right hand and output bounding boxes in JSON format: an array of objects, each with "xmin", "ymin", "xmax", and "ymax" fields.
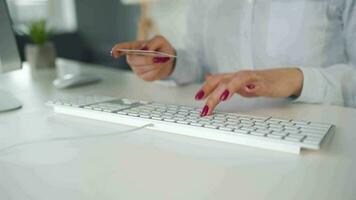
[{"xmin": 111, "ymin": 35, "xmax": 176, "ymax": 82}]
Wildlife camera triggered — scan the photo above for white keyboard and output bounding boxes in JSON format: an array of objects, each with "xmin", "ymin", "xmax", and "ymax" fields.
[{"xmin": 46, "ymin": 96, "xmax": 335, "ymax": 154}]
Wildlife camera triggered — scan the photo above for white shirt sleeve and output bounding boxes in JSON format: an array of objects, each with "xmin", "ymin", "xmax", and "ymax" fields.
[
  {"xmin": 170, "ymin": 0, "xmax": 205, "ymax": 85},
  {"xmin": 295, "ymin": 1, "xmax": 356, "ymax": 107}
]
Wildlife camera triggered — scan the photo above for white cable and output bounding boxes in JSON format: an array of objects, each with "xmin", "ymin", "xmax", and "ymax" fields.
[{"xmin": 0, "ymin": 123, "xmax": 154, "ymax": 154}]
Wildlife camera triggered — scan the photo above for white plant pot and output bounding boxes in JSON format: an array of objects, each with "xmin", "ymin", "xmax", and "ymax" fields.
[{"xmin": 25, "ymin": 42, "xmax": 57, "ymax": 69}]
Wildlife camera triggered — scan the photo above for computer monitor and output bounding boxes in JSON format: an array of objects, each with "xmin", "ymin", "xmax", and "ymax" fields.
[{"xmin": 0, "ymin": 0, "xmax": 22, "ymax": 112}]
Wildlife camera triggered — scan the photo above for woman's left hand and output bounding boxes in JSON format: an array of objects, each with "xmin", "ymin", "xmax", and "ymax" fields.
[{"xmin": 195, "ymin": 68, "xmax": 304, "ymax": 116}]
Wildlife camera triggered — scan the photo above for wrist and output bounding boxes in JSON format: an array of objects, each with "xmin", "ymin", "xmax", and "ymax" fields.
[{"xmin": 292, "ymin": 68, "xmax": 304, "ymax": 97}]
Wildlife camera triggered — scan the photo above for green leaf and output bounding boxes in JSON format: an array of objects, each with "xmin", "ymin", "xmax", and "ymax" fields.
[{"xmin": 27, "ymin": 20, "xmax": 50, "ymax": 45}]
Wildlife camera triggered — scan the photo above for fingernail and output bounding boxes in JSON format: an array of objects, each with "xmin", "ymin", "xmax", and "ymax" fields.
[
  {"xmin": 195, "ymin": 90, "xmax": 205, "ymax": 100},
  {"xmin": 140, "ymin": 46, "xmax": 148, "ymax": 50},
  {"xmin": 153, "ymin": 57, "xmax": 170, "ymax": 63},
  {"xmin": 153, "ymin": 57, "xmax": 161, "ymax": 63},
  {"xmin": 246, "ymin": 84, "xmax": 256, "ymax": 90},
  {"xmin": 200, "ymin": 105, "xmax": 209, "ymax": 117},
  {"xmin": 160, "ymin": 57, "xmax": 170, "ymax": 63},
  {"xmin": 110, "ymin": 50, "xmax": 113, "ymax": 56},
  {"xmin": 219, "ymin": 89, "xmax": 230, "ymax": 101}
]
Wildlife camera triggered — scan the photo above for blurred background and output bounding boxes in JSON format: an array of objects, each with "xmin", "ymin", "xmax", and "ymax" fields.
[{"xmin": 6, "ymin": 0, "xmax": 188, "ymax": 70}]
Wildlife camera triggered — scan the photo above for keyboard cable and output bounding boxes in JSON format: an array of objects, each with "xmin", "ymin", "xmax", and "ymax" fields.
[{"xmin": 0, "ymin": 123, "xmax": 154, "ymax": 155}]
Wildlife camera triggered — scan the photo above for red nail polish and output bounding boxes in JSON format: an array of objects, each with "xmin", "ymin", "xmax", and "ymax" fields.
[
  {"xmin": 160, "ymin": 57, "xmax": 170, "ymax": 63},
  {"xmin": 153, "ymin": 57, "xmax": 161, "ymax": 63},
  {"xmin": 153, "ymin": 57, "xmax": 170, "ymax": 63},
  {"xmin": 200, "ymin": 105, "xmax": 209, "ymax": 117},
  {"xmin": 246, "ymin": 84, "xmax": 256, "ymax": 90},
  {"xmin": 140, "ymin": 46, "xmax": 148, "ymax": 50},
  {"xmin": 219, "ymin": 89, "xmax": 230, "ymax": 101},
  {"xmin": 195, "ymin": 90, "xmax": 205, "ymax": 100}
]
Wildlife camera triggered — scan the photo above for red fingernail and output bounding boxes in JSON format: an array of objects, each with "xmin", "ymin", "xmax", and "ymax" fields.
[
  {"xmin": 161, "ymin": 57, "xmax": 170, "ymax": 63},
  {"xmin": 153, "ymin": 57, "xmax": 170, "ymax": 63},
  {"xmin": 246, "ymin": 84, "xmax": 256, "ymax": 90},
  {"xmin": 219, "ymin": 89, "xmax": 230, "ymax": 101},
  {"xmin": 200, "ymin": 105, "xmax": 209, "ymax": 117},
  {"xmin": 140, "ymin": 46, "xmax": 148, "ymax": 50},
  {"xmin": 195, "ymin": 90, "xmax": 205, "ymax": 100}
]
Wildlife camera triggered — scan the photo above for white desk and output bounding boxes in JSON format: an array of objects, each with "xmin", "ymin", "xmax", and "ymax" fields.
[{"xmin": 0, "ymin": 59, "xmax": 355, "ymax": 200}]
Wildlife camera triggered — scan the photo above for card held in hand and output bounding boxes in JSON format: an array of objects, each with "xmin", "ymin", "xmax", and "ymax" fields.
[{"xmin": 116, "ymin": 49, "xmax": 176, "ymax": 58}]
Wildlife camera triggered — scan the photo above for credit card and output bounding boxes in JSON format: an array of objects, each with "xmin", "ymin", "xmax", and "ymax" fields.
[{"xmin": 116, "ymin": 49, "xmax": 177, "ymax": 58}]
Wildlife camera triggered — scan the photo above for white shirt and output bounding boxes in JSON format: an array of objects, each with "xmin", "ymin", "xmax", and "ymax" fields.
[{"xmin": 171, "ymin": 0, "xmax": 356, "ymax": 108}]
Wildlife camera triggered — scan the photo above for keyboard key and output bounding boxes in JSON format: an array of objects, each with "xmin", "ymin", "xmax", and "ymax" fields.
[
  {"xmin": 177, "ymin": 121, "xmax": 189, "ymax": 125},
  {"xmin": 226, "ymin": 124, "xmax": 241, "ymax": 129},
  {"xmin": 309, "ymin": 122, "xmax": 331, "ymax": 128},
  {"xmin": 187, "ymin": 119, "xmax": 198, "ymax": 123},
  {"xmin": 281, "ymin": 122, "xmax": 295, "ymax": 126},
  {"xmin": 210, "ymin": 122, "xmax": 223, "ymax": 127},
  {"xmin": 287, "ymin": 133, "xmax": 304, "ymax": 140},
  {"xmin": 284, "ymin": 137, "xmax": 302, "ymax": 142},
  {"xmin": 256, "ymin": 129, "xmax": 271, "ymax": 134},
  {"xmin": 267, "ymin": 134, "xmax": 283, "ymax": 139},
  {"xmin": 270, "ymin": 132, "xmax": 287, "ymax": 137},
  {"xmin": 254, "ymin": 121, "xmax": 268, "ymax": 126},
  {"xmin": 218, "ymin": 127, "xmax": 233, "ymax": 131},
  {"xmin": 198, "ymin": 121, "xmax": 211, "ymax": 125},
  {"xmin": 285, "ymin": 129, "xmax": 300, "ymax": 134},
  {"xmin": 233, "ymin": 129, "xmax": 249, "ymax": 134},
  {"xmin": 241, "ymin": 127, "xmax": 255, "ymax": 132},
  {"xmin": 204, "ymin": 124, "xmax": 218, "ymax": 129},
  {"xmin": 250, "ymin": 131, "xmax": 266, "ymax": 137},
  {"xmin": 187, "ymin": 116, "xmax": 199, "ymax": 120},
  {"xmin": 284, "ymin": 126, "xmax": 299, "ymax": 131},
  {"xmin": 267, "ymin": 119, "xmax": 281, "ymax": 124},
  {"xmin": 117, "ymin": 111, "xmax": 128, "ymax": 115},
  {"xmin": 269, "ymin": 127, "xmax": 284, "ymax": 132},
  {"xmin": 273, "ymin": 118, "xmax": 291, "ymax": 123},
  {"xmin": 300, "ymin": 129, "xmax": 324, "ymax": 135},
  {"xmin": 304, "ymin": 135, "xmax": 323, "ymax": 141},
  {"xmin": 163, "ymin": 118, "xmax": 175, "ymax": 122},
  {"xmin": 128, "ymin": 113, "xmax": 139, "ymax": 117},
  {"xmin": 254, "ymin": 125, "xmax": 269, "ymax": 129}
]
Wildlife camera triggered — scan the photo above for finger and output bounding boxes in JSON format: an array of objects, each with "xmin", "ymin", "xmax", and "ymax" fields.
[
  {"xmin": 132, "ymin": 65, "xmax": 159, "ymax": 75},
  {"xmin": 201, "ymin": 74, "xmax": 259, "ymax": 116},
  {"xmin": 139, "ymin": 68, "xmax": 161, "ymax": 82},
  {"xmin": 111, "ymin": 41, "xmax": 145, "ymax": 58},
  {"xmin": 201, "ymin": 83, "xmax": 227, "ymax": 116},
  {"xmin": 126, "ymin": 55, "xmax": 155, "ymax": 66},
  {"xmin": 146, "ymin": 35, "xmax": 167, "ymax": 51},
  {"xmin": 195, "ymin": 73, "xmax": 235, "ymax": 101}
]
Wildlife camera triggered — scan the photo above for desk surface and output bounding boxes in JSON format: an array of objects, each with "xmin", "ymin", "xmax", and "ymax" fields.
[{"xmin": 0, "ymin": 59, "xmax": 355, "ymax": 200}]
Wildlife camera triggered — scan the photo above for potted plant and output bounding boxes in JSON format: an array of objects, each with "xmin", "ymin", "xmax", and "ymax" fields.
[{"xmin": 25, "ymin": 20, "xmax": 56, "ymax": 69}]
